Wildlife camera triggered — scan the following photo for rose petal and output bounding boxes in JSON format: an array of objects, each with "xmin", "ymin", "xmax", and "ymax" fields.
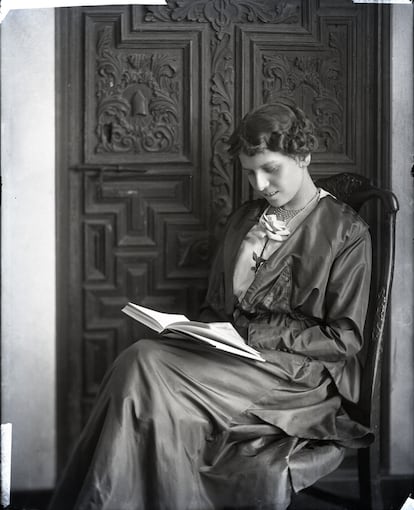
[
  {"xmin": 266, "ymin": 217, "xmax": 286, "ymax": 230},
  {"xmin": 266, "ymin": 231, "xmax": 289, "ymax": 241}
]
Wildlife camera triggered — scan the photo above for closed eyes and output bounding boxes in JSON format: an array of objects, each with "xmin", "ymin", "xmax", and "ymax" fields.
[{"xmin": 264, "ymin": 166, "xmax": 280, "ymax": 174}]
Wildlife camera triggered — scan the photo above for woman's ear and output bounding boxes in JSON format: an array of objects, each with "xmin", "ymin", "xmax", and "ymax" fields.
[
  {"xmin": 303, "ymin": 154, "xmax": 311, "ymax": 167},
  {"xmin": 296, "ymin": 154, "xmax": 311, "ymax": 168}
]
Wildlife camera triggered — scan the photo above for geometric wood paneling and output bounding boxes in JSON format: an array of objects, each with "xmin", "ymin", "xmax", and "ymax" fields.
[
  {"xmin": 83, "ymin": 171, "xmax": 194, "ymax": 247},
  {"xmin": 78, "ymin": 166, "xmax": 211, "ymax": 425},
  {"xmin": 84, "ymin": 330, "xmax": 116, "ymax": 396},
  {"xmin": 84, "ymin": 220, "xmax": 113, "ymax": 281}
]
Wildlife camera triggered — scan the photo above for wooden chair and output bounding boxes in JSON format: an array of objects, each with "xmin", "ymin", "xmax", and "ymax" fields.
[{"xmin": 307, "ymin": 172, "xmax": 399, "ymax": 510}]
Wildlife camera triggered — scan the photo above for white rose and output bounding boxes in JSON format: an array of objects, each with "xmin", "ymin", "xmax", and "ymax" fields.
[{"xmin": 259, "ymin": 213, "xmax": 291, "ymax": 241}]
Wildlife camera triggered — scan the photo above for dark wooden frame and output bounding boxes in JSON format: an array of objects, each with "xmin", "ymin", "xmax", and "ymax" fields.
[{"xmin": 56, "ymin": 7, "xmax": 85, "ymax": 470}]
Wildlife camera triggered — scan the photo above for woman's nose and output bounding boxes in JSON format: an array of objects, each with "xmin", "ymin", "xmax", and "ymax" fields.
[{"xmin": 253, "ymin": 170, "xmax": 268, "ymax": 191}]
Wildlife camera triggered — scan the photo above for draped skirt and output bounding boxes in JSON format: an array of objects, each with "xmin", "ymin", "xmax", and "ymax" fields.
[{"xmin": 48, "ymin": 338, "xmax": 372, "ymax": 510}]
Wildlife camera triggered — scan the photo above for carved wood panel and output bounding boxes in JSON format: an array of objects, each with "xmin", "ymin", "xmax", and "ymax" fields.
[
  {"xmin": 58, "ymin": 1, "xmax": 384, "ymax": 463},
  {"xmin": 84, "ymin": 15, "xmax": 201, "ymax": 164}
]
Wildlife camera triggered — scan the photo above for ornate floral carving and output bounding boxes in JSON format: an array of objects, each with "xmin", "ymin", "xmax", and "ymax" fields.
[
  {"xmin": 372, "ymin": 286, "xmax": 387, "ymax": 345},
  {"xmin": 209, "ymin": 30, "xmax": 234, "ymax": 236},
  {"xmin": 145, "ymin": 0, "xmax": 299, "ymax": 34},
  {"xmin": 95, "ymin": 27, "xmax": 180, "ymax": 154},
  {"xmin": 262, "ymin": 27, "xmax": 347, "ymax": 154}
]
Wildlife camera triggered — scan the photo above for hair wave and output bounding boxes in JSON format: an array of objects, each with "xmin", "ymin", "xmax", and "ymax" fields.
[{"xmin": 228, "ymin": 102, "xmax": 318, "ymax": 158}]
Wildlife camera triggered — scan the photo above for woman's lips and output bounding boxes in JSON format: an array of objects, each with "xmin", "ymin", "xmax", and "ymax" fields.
[{"xmin": 263, "ymin": 190, "xmax": 279, "ymax": 197}]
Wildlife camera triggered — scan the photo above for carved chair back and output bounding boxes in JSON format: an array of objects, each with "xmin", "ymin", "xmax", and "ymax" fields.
[{"xmin": 315, "ymin": 172, "xmax": 399, "ymax": 510}]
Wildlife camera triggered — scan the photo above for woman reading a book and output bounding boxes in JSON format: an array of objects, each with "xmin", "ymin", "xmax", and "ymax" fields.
[{"xmin": 49, "ymin": 102, "xmax": 373, "ymax": 510}]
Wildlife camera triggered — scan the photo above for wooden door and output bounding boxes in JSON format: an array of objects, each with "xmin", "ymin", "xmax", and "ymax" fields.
[{"xmin": 57, "ymin": 0, "xmax": 389, "ymax": 469}]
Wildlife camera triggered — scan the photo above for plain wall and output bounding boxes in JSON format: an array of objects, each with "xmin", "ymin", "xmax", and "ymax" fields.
[
  {"xmin": 389, "ymin": 4, "xmax": 414, "ymax": 474},
  {"xmin": 1, "ymin": 9, "xmax": 56, "ymax": 489}
]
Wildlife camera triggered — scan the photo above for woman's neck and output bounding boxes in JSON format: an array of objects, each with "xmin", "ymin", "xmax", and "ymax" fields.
[{"xmin": 283, "ymin": 173, "xmax": 317, "ymax": 210}]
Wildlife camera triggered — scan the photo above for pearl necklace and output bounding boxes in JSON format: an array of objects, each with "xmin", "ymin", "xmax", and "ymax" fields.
[
  {"xmin": 267, "ymin": 206, "xmax": 304, "ymax": 222},
  {"xmin": 267, "ymin": 189, "xmax": 319, "ymax": 223}
]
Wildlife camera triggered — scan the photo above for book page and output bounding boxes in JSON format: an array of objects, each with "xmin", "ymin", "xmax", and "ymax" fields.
[
  {"xmin": 166, "ymin": 327, "xmax": 265, "ymax": 362},
  {"xmin": 167, "ymin": 321, "xmax": 260, "ymax": 356},
  {"xmin": 122, "ymin": 303, "xmax": 189, "ymax": 333}
]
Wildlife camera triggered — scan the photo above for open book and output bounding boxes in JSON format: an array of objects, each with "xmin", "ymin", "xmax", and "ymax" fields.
[{"xmin": 122, "ymin": 302, "xmax": 265, "ymax": 362}]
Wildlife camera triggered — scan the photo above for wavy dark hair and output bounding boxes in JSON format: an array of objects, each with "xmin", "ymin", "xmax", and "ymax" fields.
[{"xmin": 228, "ymin": 102, "xmax": 318, "ymax": 158}]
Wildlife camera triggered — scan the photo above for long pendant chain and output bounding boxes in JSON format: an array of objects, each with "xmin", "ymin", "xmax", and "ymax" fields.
[{"xmin": 251, "ymin": 238, "xmax": 269, "ymax": 273}]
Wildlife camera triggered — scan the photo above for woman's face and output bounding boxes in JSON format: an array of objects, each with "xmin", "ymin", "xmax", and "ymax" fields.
[{"xmin": 239, "ymin": 149, "xmax": 309, "ymax": 209}]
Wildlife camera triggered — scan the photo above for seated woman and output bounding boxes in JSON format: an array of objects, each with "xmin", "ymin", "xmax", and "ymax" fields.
[{"xmin": 48, "ymin": 102, "xmax": 373, "ymax": 510}]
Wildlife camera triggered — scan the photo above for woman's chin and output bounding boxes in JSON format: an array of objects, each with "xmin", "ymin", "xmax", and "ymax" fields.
[{"xmin": 263, "ymin": 194, "xmax": 284, "ymax": 207}]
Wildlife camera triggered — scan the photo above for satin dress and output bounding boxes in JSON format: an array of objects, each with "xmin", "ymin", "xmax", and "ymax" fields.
[{"xmin": 48, "ymin": 191, "xmax": 373, "ymax": 510}]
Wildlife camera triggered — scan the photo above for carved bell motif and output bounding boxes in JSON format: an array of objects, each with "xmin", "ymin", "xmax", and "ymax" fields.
[{"xmin": 132, "ymin": 89, "xmax": 148, "ymax": 116}]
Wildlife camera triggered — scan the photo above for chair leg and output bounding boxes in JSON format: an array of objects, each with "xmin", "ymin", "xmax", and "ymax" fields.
[{"xmin": 358, "ymin": 446, "xmax": 383, "ymax": 510}]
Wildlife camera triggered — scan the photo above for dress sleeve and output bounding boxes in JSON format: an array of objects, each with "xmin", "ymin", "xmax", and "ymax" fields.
[
  {"xmin": 198, "ymin": 238, "xmax": 230, "ymax": 322},
  {"xmin": 248, "ymin": 225, "xmax": 372, "ymax": 362}
]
